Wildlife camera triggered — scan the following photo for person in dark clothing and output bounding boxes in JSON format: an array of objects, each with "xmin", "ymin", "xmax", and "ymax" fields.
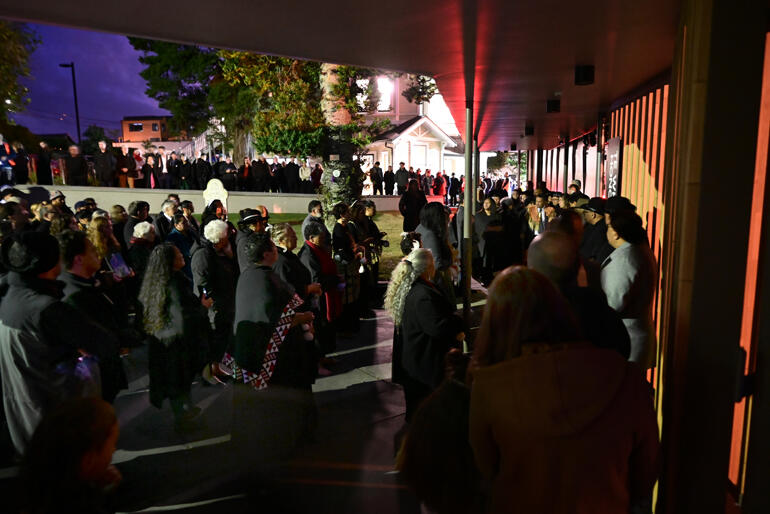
[
  {"xmin": 251, "ymin": 157, "xmax": 270, "ymax": 192},
  {"xmin": 10, "ymin": 142, "xmax": 30, "ymax": 184},
  {"xmin": 302, "ymin": 200, "xmax": 331, "ymax": 254},
  {"xmin": 332, "ymin": 203, "xmax": 362, "ymax": 333},
  {"xmin": 272, "ymin": 223, "xmax": 320, "ymax": 300},
  {"xmin": 384, "ymin": 248, "xmax": 465, "ymax": 421},
  {"xmin": 311, "ymin": 163, "xmax": 323, "ymax": 191},
  {"xmin": 19, "ymin": 398, "xmax": 122, "ymax": 514},
  {"xmin": 166, "ymin": 151, "xmax": 181, "ymax": 189},
  {"xmin": 298, "ymin": 221, "xmax": 341, "ymax": 364},
  {"xmin": 235, "ymin": 208, "xmax": 269, "ymax": 273},
  {"xmin": 115, "ymin": 146, "xmax": 135, "ymax": 188},
  {"xmin": 395, "ymin": 162, "xmax": 409, "ymax": 195},
  {"xmin": 274, "ymin": 160, "xmax": 287, "ymax": 192},
  {"xmin": 219, "ymin": 156, "xmax": 238, "ymax": 191},
  {"xmin": 179, "ymin": 200, "xmax": 200, "ymax": 239},
  {"xmin": 415, "ymin": 202, "xmax": 456, "ymax": 305},
  {"xmin": 384, "ymin": 165, "xmax": 396, "ymax": 195},
  {"xmin": 139, "ymin": 244, "xmax": 209, "ymax": 431},
  {"xmin": 193, "ymin": 151, "xmax": 212, "ymax": 190},
  {"xmin": 191, "ymin": 219, "xmax": 238, "ymax": 371},
  {"xmin": 127, "ymin": 221, "xmax": 156, "ymax": 287},
  {"xmin": 153, "ymin": 200, "xmax": 178, "ymax": 243},
  {"xmin": 448, "ymin": 174, "xmax": 461, "ymax": 206},
  {"xmin": 92, "ymin": 141, "xmax": 116, "ymax": 187},
  {"xmin": 124, "ymin": 201, "xmax": 151, "ymax": 249},
  {"xmin": 399, "ymin": 179, "xmax": 428, "ymax": 232},
  {"xmin": 284, "ymin": 158, "xmax": 301, "ymax": 193},
  {"xmin": 142, "ymin": 155, "xmax": 158, "ymax": 189},
  {"xmin": 238, "ymin": 157, "xmax": 254, "ymax": 191},
  {"xmin": 64, "ymin": 145, "xmax": 89, "ymax": 186},
  {"xmin": 166, "ymin": 214, "xmax": 197, "ymax": 281},
  {"xmin": 226, "ymin": 232, "xmax": 318, "ymax": 464},
  {"xmin": 57, "ymin": 231, "xmax": 129, "ymax": 402},
  {"xmin": 579, "ymin": 197, "xmax": 614, "ymax": 266},
  {"xmin": 0, "ymin": 232, "xmax": 109, "ymax": 456},
  {"xmin": 528, "ymin": 231, "xmax": 631, "ymax": 359},
  {"xmin": 36, "ymin": 141, "xmax": 53, "ymax": 185},
  {"xmin": 370, "ymin": 162, "xmax": 384, "ymax": 195}
]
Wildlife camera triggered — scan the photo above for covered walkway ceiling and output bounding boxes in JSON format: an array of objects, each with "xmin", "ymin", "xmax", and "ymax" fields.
[{"xmin": 2, "ymin": 0, "xmax": 680, "ymax": 151}]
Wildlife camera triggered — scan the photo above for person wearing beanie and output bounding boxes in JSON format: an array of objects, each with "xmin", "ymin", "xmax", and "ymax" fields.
[{"xmin": 0, "ymin": 232, "xmax": 107, "ymax": 456}]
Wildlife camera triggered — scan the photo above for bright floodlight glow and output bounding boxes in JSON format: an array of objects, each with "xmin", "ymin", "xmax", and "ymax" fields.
[
  {"xmin": 4, "ymin": 99, "xmax": 11, "ymax": 105},
  {"xmin": 377, "ymin": 77, "xmax": 394, "ymax": 111}
]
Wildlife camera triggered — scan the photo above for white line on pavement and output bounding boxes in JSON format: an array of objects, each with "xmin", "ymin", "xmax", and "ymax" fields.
[
  {"xmin": 112, "ymin": 434, "xmax": 231, "ymax": 464},
  {"xmin": 117, "ymin": 493, "xmax": 247, "ymax": 512}
]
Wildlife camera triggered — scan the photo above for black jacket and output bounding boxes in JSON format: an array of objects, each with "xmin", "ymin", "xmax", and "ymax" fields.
[
  {"xmin": 284, "ymin": 162, "xmax": 301, "ymax": 192},
  {"xmin": 166, "ymin": 157, "xmax": 181, "ymax": 178},
  {"xmin": 232, "ymin": 265, "xmax": 315, "ymax": 388},
  {"xmin": 580, "ymin": 218, "xmax": 614, "ymax": 265},
  {"xmin": 153, "ymin": 212, "xmax": 173, "ymax": 242},
  {"xmin": 401, "ymin": 278, "xmax": 464, "ymax": 388},
  {"xmin": 92, "ymin": 150, "xmax": 116, "ymax": 183},
  {"xmin": 384, "ymin": 170, "xmax": 395, "ymax": 190},
  {"xmin": 194, "ymin": 158, "xmax": 212, "ymax": 189},
  {"xmin": 64, "ymin": 154, "xmax": 89, "ymax": 185},
  {"xmin": 399, "ymin": 191, "xmax": 427, "ymax": 232},
  {"xmin": 561, "ymin": 284, "xmax": 631, "ymax": 359},
  {"xmin": 273, "ymin": 247, "xmax": 311, "ymax": 299},
  {"xmin": 190, "ymin": 239, "xmax": 238, "ymax": 313},
  {"xmin": 59, "ymin": 272, "xmax": 130, "ymax": 402},
  {"xmin": 395, "ymin": 168, "xmax": 409, "ymax": 187}
]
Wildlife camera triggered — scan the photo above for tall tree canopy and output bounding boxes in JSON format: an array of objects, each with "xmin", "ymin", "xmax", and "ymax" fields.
[
  {"xmin": 0, "ymin": 21, "xmax": 39, "ymax": 123},
  {"xmin": 127, "ymin": 38, "xmax": 218, "ymax": 136}
]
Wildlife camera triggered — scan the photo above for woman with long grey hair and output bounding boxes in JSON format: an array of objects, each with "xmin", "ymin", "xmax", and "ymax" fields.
[{"xmin": 385, "ymin": 248, "xmax": 465, "ymax": 421}]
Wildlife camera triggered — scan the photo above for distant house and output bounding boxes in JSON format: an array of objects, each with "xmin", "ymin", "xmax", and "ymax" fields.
[
  {"xmin": 356, "ymin": 75, "xmax": 493, "ymax": 176},
  {"xmin": 120, "ymin": 116, "xmax": 171, "ymax": 143}
]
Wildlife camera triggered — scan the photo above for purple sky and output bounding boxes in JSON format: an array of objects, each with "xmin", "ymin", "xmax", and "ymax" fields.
[{"xmin": 10, "ymin": 22, "xmax": 168, "ymax": 139}]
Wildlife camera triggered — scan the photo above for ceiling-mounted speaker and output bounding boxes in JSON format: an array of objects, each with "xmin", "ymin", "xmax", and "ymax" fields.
[
  {"xmin": 575, "ymin": 65, "xmax": 595, "ymax": 86},
  {"xmin": 524, "ymin": 125, "xmax": 535, "ymax": 136},
  {"xmin": 546, "ymin": 99, "xmax": 560, "ymax": 113}
]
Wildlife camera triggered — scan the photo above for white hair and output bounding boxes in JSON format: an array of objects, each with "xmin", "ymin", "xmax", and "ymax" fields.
[
  {"xmin": 204, "ymin": 219, "xmax": 229, "ymax": 245},
  {"xmin": 384, "ymin": 248, "xmax": 434, "ymax": 326},
  {"xmin": 161, "ymin": 200, "xmax": 176, "ymax": 213},
  {"xmin": 133, "ymin": 221, "xmax": 154, "ymax": 239}
]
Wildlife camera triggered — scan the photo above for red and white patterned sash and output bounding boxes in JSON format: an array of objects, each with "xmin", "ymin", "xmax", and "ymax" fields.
[{"xmin": 222, "ymin": 293, "xmax": 304, "ymax": 390}]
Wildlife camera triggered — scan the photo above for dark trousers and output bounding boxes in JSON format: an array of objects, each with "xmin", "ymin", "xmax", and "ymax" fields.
[
  {"xmin": 397, "ymin": 185, "xmax": 407, "ymax": 195},
  {"xmin": 159, "ymin": 174, "xmax": 175, "ymax": 189},
  {"xmin": 373, "ymin": 181, "xmax": 383, "ymax": 195},
  {"xmin": 402, "ymin": 375, "xmax": 433, "ymax": 422}
]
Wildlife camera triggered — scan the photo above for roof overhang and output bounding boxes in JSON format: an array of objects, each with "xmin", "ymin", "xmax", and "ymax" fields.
[{"xmin": 0, "ymin": 0, "xmax": 680, "ymax": 151}]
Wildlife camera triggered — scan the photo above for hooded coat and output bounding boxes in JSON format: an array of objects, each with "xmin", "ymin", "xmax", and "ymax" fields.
[{"xmin": 469, "ymin": 344, "xmax": 660, "ymax": 514}]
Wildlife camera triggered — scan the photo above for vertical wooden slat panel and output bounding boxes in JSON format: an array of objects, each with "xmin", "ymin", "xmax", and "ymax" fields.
[
  {"xmin": 648, "ymin": 89, "xmax": 662, "ymax": 245},
  {"xmin": 640, "ymin": 94, "xmax": 651, "ymax": 229},
  {"xmin": 622, "ymin": 104, "xmax": 631, "ymax": 197}
]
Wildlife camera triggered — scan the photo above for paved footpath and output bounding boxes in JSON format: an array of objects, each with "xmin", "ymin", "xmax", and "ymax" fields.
[{"xmin": 0, "ymin": 284, "xmax": 486, "ymax": 513}]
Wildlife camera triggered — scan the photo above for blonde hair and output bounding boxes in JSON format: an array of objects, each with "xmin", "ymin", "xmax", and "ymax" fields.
[
  {"xmin": 271, "ymin": 223, "xmax": 295, "ymax": 246},
  {"xmin": 384, "ymin": 248, "xmax": 433, "ymax": 326},
  {"xmin": 87, "ymin": 217, "xmax": 119, "ymax": 260}
]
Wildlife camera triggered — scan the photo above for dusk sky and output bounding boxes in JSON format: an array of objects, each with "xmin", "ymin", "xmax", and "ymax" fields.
[{"xmin": 9, "ymin": 22, "xmax": 169, "ymax": 139}]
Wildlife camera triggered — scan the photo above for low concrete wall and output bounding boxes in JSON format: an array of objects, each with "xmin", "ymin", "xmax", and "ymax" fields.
[{"xmin": 13, "ymin": 185, "xmax": 404, "ymax": 214}]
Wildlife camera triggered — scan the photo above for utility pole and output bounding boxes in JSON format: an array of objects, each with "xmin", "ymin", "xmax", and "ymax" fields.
[{"xmin": 59, "ymin": 62, "xmax": 81, "ymax": 145}]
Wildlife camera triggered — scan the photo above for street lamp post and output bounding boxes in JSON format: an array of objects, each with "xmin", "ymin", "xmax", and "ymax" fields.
[{"xmin": 59, "ymin": 62, "xmax": 81, "ymax": 145}]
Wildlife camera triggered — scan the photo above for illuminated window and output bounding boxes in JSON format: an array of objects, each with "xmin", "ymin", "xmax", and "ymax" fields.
[
  {"xmin": 377, "ymin": 77, "xmax": 394, "ymax": 111},
  {"xmin": 152, "ymin": 123, "xmax": 159, "ymax": 131},
  {"xmin": 356, "ymin": 79, "xmax": 369, "ymax": 112},
  {"xmin": 128, "ymin": 123, "xmax": 143, "ymax": 132}
]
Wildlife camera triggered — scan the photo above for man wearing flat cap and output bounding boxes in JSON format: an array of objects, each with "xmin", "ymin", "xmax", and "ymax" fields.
[{"xmin": 578, "ymin": 197, "xmax": 614, "ymax": 266}]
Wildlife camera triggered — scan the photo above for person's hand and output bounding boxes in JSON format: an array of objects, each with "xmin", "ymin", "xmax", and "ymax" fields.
[
  {"xmin": 292, "ymin": 311, "xmax": 314, "ymax": 327},
  {"xmin": 201, "ymin": 296, "xmax": 214, "ymax": 309},
  {"xmin": 307, "ymin": 283, "xmax": 322, "ymax": 296},
  {"xmin": 455, "ymin": 332, "xmax": 466, "ymax": 342}
]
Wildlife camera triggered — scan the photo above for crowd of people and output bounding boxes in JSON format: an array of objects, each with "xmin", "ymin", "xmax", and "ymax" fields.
[
  {"xmin": 0, "ymin": 182, "xmax": 391, "ymax": 512},
  {"xmin": 0, "ymin": 136, "xmax": 325, "ymax": 193},
  {"xmin": 366, "ymin": 161, "xmax": 466, "ymax": 204},
  {"xmin": 387, "ymin": 177, "xmax": 660, "ymax": 513},
  {"xmin": 0, "ymin": 165, "xmax": 662, "ymax": 512}
]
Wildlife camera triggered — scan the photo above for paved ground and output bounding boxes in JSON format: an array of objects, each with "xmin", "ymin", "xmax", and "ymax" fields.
[{"xmin": 0, "ymin": 282, "xmax": 487, "ymax": 513}]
